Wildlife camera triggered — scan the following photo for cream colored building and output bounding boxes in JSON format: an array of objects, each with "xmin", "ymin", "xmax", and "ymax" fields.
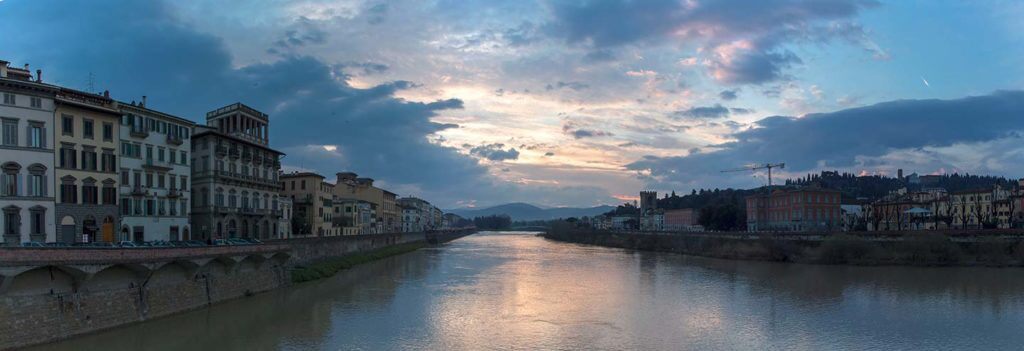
[
  {"xmin": 280, "ymin": 172, "xmax": 337, "ymax": 237},
  {"xmin": 333, "ymin": 172, "xmax": 398, "ymax": 233},
  {"xmin": 54, "ymin": 88, "xmax": 121, "ymax": 243}
]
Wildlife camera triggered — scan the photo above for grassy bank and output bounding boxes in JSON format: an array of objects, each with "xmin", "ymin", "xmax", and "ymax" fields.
[
  {"xmin": 291, "ymin": 242, "xmax": 426, "ymax": 283},
  {"xmin": 544, "ymin": 224, "xmax": 1024, "ymax": 267}
]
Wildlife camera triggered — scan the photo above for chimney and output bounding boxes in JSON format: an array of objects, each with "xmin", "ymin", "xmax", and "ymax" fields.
[
  {"xmin": 103, "ymin": 90, "xmax": 110, "ymax": 98},
  {"xmin": 36, "ymin": 69, "xmax": 42, "ymax": 83},
  {"xmin": 141, "ymin": 95, "xmax": 147, "ymax": 107},
  {"xmin": 23, "ymin": 63, "xmax": 29, "ymax": 71}
]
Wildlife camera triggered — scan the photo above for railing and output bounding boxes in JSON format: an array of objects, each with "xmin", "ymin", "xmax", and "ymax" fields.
[
  {"xmin": 166, "ymin": 188, "xmax": 181, "ymax": 198},
  {"xmin": 142, "ymin": 158, "xmax": 172, "ymax": 171},
  {"xmin": 131, "ymin": 186, "xmax": 147, "ymax": 196},
  {"xmin": 129, "ymin": 128, "xmax": 149, "ymax": 138},
  {"xmin": 166, "ymin": 134, "xmax": 183, "ymax": 145}
]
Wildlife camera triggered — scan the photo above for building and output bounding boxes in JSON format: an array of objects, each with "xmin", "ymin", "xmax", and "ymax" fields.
[
  {"xmin": 950, "ymin": 188, "xmax": 994, "ymax": 229},
  {"xmin": 0, "ymin": 61, "xmax": 58, "ymax": 245},
  {"xmin": 442, "ymin": 213, "xmax": 466, "ymax": 229},
  {"xmin": 639, "ymin": 190, "xmax": 657, "ymax": 215},
  {"xmin": 277, "ymin": 196, "xmax": 292, "ymax": 239},
  {"xmin": 745, "ymin": 187, "xmax": 841, "ymax": 232},
  {"xmin": 279, "ymin": 172, "xmax": 336, "ymax": 237},
  {"xmin": 116, "ymin": 100, "xmax": 194, "ymax": 242},
  {"xmin": 398, "ymin": 197, "xmax": 434, "ymax": 232},
  {"xmin": 190, "ymin": 103, "xmax": 283, "ymax": 240},
  {"xmin": 54, "ymin": 87, "xmax": 121, "ymax": 243},
  {"xmin": 333, "ymin": 172, "xmax": 398, "ymax": 233},
  {"xmin": 663, "ymin": 208, "xmax": 699, "ymax": 231},
  {"xmin": 334, "ymin": 198, "xmax": 375, "ymax": 235},
  {"xmin": 641, "ymin": 210, "xmax": 664, "ymax": 231}
]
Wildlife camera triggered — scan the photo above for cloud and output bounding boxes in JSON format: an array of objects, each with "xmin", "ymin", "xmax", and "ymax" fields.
[
  {"xmin": 676, "ymin": 104, "xmax": 730, "ymax": 119},
  {"xmin": 628, "ymin": 91, "xmax": 1024, "ymax": 187},
  {"xmin": 719, "ymin": 89, "xmax": 739, "ymax": 100},
  {"xmin": 544, "ymin": 152, "xmax": 555, "ymax": 157},
  {"xmin": 335, "ymin": 61, "xmax": 390, "ymax": 76},
  {"xmin": 545, "ymin": 81, "xmax": 589, "ymax": 91},
  {"xmin": 469, "ymin": 143, "xmax": 520, "ymax": 161},
  {"xmin": 0, "ymin": 0, "xmax": 501, "ymax": 208},
  {"xmin": 268, "ymin": 16, "xmax": 328, "ymax": 54},
  {"xmin": 542, "ymin": 0, "xmax": 880, "ymax": 84}
]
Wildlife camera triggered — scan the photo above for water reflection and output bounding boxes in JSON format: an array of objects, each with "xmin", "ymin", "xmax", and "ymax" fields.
[{"xmin": 32, "ymin": 231, "xmax": 1024, "ymax": 351}]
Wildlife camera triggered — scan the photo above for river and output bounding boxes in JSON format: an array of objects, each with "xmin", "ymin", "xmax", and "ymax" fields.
[{"xmin": 30, "ymin": 231, "xmax": 1024, "ymax": 350}]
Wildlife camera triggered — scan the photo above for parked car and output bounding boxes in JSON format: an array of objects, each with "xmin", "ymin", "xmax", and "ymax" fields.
[
  {"xmin": 186, "ymin": 240, "xmax": 208, "ymax": 247},
  {"xmin": 20, "ymin": 242, "xmax": 45, "ymax": 248},
  {"xmin": 227, "ymin": 238, "xmax": 251, "ymax": 245},
  {"xmin": 45, "ymin": 242, "xmax": 70, "ymax": 248},
  {"xmin": 242, "ymin": 238, "xmax": 263, "ymax": 245},
  {"xmin": 117, "ymin": 241, "xmax": 141, "ymax": 248},
  {"xmin": 212, "ymin": 239, "xmax": 230, "ymax": 246},
  {"xmin": 170, "ymin": 241, "xmax": 190, "ymax": 247},
  {"xmin": 90, "ymin": 242, "xmax": 115, "ymax": 248}
]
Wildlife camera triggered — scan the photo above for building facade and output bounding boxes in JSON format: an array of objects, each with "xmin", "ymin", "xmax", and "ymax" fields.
[
  {"xmin": 117, "ymin": 101, "xmax": 194, "ymax": 241},
  {"xmin": 54, "ymin": 88, "xmax": 120, "ymax": 243},
  {"xmin": 190, "ymin": 103, "xmax": 283, "ymax": 240},
  {"xmin": 746, "ymin": 187, "xmax": 841, "ymax": 232},
  {"xmin": 663, "ymin": 208, "xmax": 699, "ymax": 231},
  {"xmin": 277, "ymin": 196, "xmax": 292, "ymax": 239},
  {"xmin": 0, "ymin": 61, "xmax": 57, "ymax": 245},
  {"xmin": 333, "ymin": 172, "xmax": 399, "ymax": 233},
  {"xmin": 280, "ymin": 172, "xmax": 336, "ymax": 237}
]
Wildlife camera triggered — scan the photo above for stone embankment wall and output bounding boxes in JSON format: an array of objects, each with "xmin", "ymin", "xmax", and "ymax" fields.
[
  {"xmin": 543, "ymin": 228, "xmax": 1024, "ymax": 267},
  {"xmin": 0, "ymin": 229, "xmax": 476, "ymax": 350}
]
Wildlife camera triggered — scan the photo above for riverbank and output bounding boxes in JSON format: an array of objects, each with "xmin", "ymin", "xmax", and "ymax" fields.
[
  {"xmin": 0, "ymin": 229, "xmax": 476, "ymax": 350},
  {"xmin": 543, "ymin": 226, "xmax": 1024, "ymax": 266},
  {"xmin": 291, "ymin": 242, "xmax": 426, "ymax": 283}
]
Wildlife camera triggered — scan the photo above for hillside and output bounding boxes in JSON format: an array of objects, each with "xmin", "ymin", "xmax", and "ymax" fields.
[{"xmin": 448, "ymin": 203, "xmax": 615, "ymax": 221}]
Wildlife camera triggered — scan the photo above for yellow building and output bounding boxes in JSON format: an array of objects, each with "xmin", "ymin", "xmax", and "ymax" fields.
[
  {"xmin": 54, "ymin": 88, "xmax": 121, "ymax": 243},
  {"xmin": 280, "ymin": 172, "xmax": 336, "ymax": 236},
  {"xmin": 333, "ymin": 172, "xmax": 398, "ymax": 233}
]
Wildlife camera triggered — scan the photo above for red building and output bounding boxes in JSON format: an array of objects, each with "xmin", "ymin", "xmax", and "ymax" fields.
[
  {"xmin": 664, "ymin": 208, "xmax": 698, "ymax": 230},
  {"xmin": 746, "ymin": 187, "xmax": 842, "ymax": 232}
]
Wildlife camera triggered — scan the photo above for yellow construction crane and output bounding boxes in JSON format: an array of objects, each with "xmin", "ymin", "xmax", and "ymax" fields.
[{"xmin": 721, "ymin": 163, "xmax": 785, "ymax": 187}]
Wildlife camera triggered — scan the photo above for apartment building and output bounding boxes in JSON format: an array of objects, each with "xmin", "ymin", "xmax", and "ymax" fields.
[
  {"xmin": 117, "ymin": 101, "xmax": 194, "ymax": 241},
  {"xmin": 54, "ymin": 88, "xmax": 120, "ymax": 243},
  {"xmin": 280, "ymin": 172, "xmax": 336, "ymax": 237},
  {"xmin": 398, "ymin": 196, "xmax": 431, "ymax": 233},
  {"xmin": 277, "ymin": 196, "xmax": 292, "ymax": 239},
  {"xmin": 0, "ymin": 61, "xmax": 57, "ymax": 245},
  {"xmin": 333, "ymin": 172, "xmax": 397, "ymax": 233},
  {"xmin": 334, "ymin": 198, "xmax": 375, "ymax": 235},
  {"xmin": 190, "ymin": 103, "xmax": 283, "ymax": 240},
  {"xmin": 746, "ymin": 187, "xmax": 842, "ymax": 232}
]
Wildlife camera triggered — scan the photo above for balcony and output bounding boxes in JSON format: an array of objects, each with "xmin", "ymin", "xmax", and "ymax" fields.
[
  {"xmin": 166, "ymin": 134, "xmax": 183, "ymax": 146},
  {"xmin": 131, "ymin": 186, "xmax": 147, "ymax": 196},
  {"xmin": 167, "ymin": 188, "xmax": 181, "ymax": 198},
  {"xmin": 142, "ymin": 158, "xmax": 172, "ymax": 172},
  {"xmin": 129, "ymin": 127, "xmax": 149, "ymax": 138},
  {"xmin": 229, "ymin": 148, "xmax": 240, "ymax": 158}
]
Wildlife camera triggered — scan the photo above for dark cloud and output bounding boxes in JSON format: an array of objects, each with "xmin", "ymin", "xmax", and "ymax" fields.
[
  {"xmin": 0, "ymin": 0, "xmax": 501, "ymax": 207},
  {"xmin": 542, "ymin": 0, "xmax": 878, "ymax": 84},
  {"xmin": 544, "ymin": 152, "xmax": 555, "ymax": 157},
  {"xmin": 268, "ymin": 16, "xmax": 328, "ymax": 54},
  {"xmin": 629, "ymin": 91, "xmax": 1024, "ymax": 186},
  {"xmin": 676, "ymin": 104, "xmax": 730, "ymax": 119},
  {"xmin": 545, "ymin": 81, "xmax": 589, "ymax": 91},
  {"xmin": 469, "ymin": 143, "xmax": 520, "ymax": 161},
  {"xmin": 729, "ymin": 107, "xmax": 753, "ymax": 115},
  {"xmin": 719, "ymin": 89, "xmax": 739, "ymax": 100},
  {"xmin": 334, "ymin": 61, "xmax": 390, "ymax": 77}
]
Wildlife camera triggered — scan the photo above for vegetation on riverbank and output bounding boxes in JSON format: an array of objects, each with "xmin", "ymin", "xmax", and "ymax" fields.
[
  {"xmin": 291, "ymin": 242, "xmax": 426, "ymax": 283},
  {"xmin": 545, "ymin": 222, "xmax": 1024, "ymax": 267}
]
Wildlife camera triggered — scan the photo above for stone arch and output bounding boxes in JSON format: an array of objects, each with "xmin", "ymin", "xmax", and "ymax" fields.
[
  {"xmin": 7, "ymin": 266, "xmax": 75, "ymax": 296},
  {"xmin": 150, "ymin": 261, "xmax": 196, "ymax": 285},
  {"xmin": 236, "ymin": 255, "xmax": 264, "ymax": 272},
  {"xmin": 203, "ymin": 258, "xmax": 232, "ymax": 277},
  {"xmin": 81, "ymin": 264, "xmax": 148, "ymax": 291}
]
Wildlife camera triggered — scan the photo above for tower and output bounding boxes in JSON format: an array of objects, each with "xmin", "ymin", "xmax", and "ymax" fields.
[
  {"xmin": 205, "ymin": 103, "xmax": 270, "ymax": 146},
  {"xmin": 640, "ymin": 191, "xmax": 657, "ymax": 215}
]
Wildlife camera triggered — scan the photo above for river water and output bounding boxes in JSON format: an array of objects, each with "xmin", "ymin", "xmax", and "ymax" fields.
[{"xmin": 30, "ymin": 231, "xmax": 1024, "ymax": 350}]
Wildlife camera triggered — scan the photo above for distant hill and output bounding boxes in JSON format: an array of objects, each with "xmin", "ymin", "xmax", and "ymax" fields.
[{"xmin": 448, "ymin": 202, "xmax": 615, "ymax": 221}]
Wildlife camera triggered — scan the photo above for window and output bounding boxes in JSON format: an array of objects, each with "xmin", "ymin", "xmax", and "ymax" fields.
[
  {"xmin": 2, "ymin": 93, "xmax": 15, "ymax": 105},
  {"xmin": 158, "ymin": 147, "xmax": 165, "ymax": 162},
  {"xmin": 28, "ymin": 174, "xmax": 44, "ymax": 196},
  {"xmin": 82, "ymin": 183, "xmax": 98, "ymax": 204},
  {"xmin": 146, "ymin": 145, "xmax": 153, "ymax": 161},
  {"xmin": 158, "ymin": 199, "xmax": 165, "ymax": 215},
  {"xmin": 103, "ymin": 123, "xmax": 113, "ymax": 141},
  {"xmin": 157, "ymin": 174, "xmax": 165, "ymax": 188},
  {"xmin": 180, "ymin": 151, "xmax": 187, "ymax": 164},
  {"xmin": 101, "ymin": 153, "xmax": 116, "ymax": 173},
  {"xmin": 62, "ymin": 115, "xmax": 73, "ymax": 136},
  {"xmin": 169, "ymin": 149, "xmax": 177, "ymax": 164},
  {"xmin": 133, "ymin": 172, "xmax": 141, "ymax": 189},
  {"xmin": 28, "ymin": 123, "xmax": 44, "ymax": 148},
  {"xmin": 81, "ymin": 150, "xmax": 97, "ymax": 171},
  {"xmin": 30, "ymin": 208, "xmax": 44, "ymax": 235},
  {"xmin": 3, "ymin": 208, "xmax": 19, "ymax": 236},
  {"xmin": 145, "ymin": 172, "xmax": 153, "ymax": 188},
  {"xmin": 121, "ymin": 170, "xmax": 129, "ymax": 184},
  {"xmin": 301, "ymin": 180, "xmax": 306, "ymax": 190},
  {"xmin": 122, "ymin": 198, "xmax": 131, "ymax": 215},
  {"xmin": 1, "ymin": 119, "xmax": 16, "ymax": 146},
  {"xmin": 1, "ymin": 172, "xmax": 17, "ymax": 196},
  {"xmin": 83, "ymin": 119, "xmax": 94, "ymax": 139},
  {"xmin": 180, "ymin": 176, "xmax": 188, "ymax": 191},
  {"xmin": 146, "ymin": 199, "xmax": 155, "ymax": 215},
  {"xmin": 30, "ymin": 97, "xmax": 41, "ymax": 109},
  {"xmin": 60, "ymin": 183, "xmax": 77, "ymax": 204},
  {"xmin": 102, "ymin": 186, "xmax": 116, "ymax": 205}
]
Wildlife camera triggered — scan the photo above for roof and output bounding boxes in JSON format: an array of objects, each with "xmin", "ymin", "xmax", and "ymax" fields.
[
  {"xmin": 191, "ymin": 128, "xmax": 285, "ymax": 155},
  {"xmin": 280, "ymin": 172, "xmax": 325, "ymax": 179},
  {"xmin": 118, "ymin": 101, "xmax": 197, "ymax": 126}
]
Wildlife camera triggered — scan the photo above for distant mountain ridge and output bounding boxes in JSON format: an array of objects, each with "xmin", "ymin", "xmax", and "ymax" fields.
[{"xmin": 447, "ymin": 202, "xmax": 615, "ymax": 221}]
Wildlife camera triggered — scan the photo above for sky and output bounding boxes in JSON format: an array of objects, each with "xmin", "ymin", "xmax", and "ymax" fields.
[{"xmin": 2, "ymin": 0, "xmax": 1023, "ymax": 209}]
